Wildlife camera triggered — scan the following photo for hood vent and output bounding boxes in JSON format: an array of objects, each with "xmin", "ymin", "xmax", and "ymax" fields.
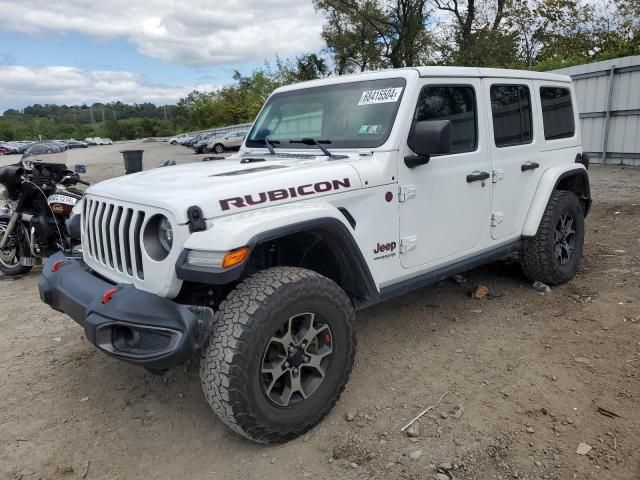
[{"xmin": 211, "ymin": 165, "xmax": 288, "ymax": 177}]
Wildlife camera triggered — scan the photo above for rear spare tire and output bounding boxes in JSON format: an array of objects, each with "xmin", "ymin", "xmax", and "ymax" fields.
[{"xmin": 200, "ymin": 267, "xmax": 356, "ymax": 444}]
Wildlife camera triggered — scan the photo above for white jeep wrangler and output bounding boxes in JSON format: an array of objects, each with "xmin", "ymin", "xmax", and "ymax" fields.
[{"xmin": 40, "ymin": 67, "xmax": 590, "ymax": 444}]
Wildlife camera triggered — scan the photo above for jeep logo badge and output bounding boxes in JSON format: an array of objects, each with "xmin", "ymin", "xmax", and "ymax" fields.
[{"xmin": 373, "ymin": 242, "xmax": 397, "ymax": 254}]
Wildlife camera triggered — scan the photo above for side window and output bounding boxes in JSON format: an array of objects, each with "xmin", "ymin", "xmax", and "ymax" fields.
[
  {"xmin": 540, "ymin": 87, "xmax": 575, "ymax": 140},
  {"xmin": 490, "ymin": 85, "xmax": 533, "ymax": 147},
  {"xmin": 413, "ymin": 85, "xmax": 477, "ymax": 154}
]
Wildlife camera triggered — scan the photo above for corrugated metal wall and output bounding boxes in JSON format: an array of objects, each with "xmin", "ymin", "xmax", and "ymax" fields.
[{"xmin": 552, "ymin": 55, "xmax": 640, "ymax": 165}]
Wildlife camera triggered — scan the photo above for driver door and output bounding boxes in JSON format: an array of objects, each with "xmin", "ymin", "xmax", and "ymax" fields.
[{"xmin": 398, "ymin": 78, "xmax": 492, "ymax": 269}]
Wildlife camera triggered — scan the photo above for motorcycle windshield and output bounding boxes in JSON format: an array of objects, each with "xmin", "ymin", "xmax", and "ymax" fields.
[{"xmin": 21, "ymin": 140, "xmax": 69, "ymax": 165}]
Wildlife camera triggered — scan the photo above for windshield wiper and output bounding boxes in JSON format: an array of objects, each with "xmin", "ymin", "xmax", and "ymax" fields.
[
  {"xmin": 253, "ymin": 137, "xmax": 280, "ymax": 155},
  {"xmin": 289, "ymin": 138, "xmax": 348, "ymax": 160}
]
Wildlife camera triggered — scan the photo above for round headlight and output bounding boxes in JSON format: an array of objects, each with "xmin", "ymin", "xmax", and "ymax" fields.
[
  {"xmin": 158, "ymin": 217, "xmax": 173, "ymax": 253},
  {"xmin": 143, "ymin": 215, "xmax": 173, "ymax": 261}
]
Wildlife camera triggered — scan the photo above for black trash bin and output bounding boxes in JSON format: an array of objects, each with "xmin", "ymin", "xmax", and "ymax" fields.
[{"xmin": 120, "ymin": 150, "xmax": 144, "ymax": 174}]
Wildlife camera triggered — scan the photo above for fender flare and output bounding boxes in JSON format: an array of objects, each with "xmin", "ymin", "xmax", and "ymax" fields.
[
  {"xmin": 176, "ymin": 204, "xmax": 378, "ymax": 305},
  {"xmin": 522, "ymin": 164, "xmax": 591, "ymax": 237}
]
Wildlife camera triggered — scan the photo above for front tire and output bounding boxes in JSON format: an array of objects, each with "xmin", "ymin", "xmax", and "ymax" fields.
[
  {"xmin": 0, "ymin": 222, "xmax": 32, "ymax": 276},
  {"xmin": 200, "ymin": 267, "xmax": 356, "ymax": 444},
  {"xmin": 521, "ymin": 190, "xmax": 585, "ymax": 285},
  {"xmin": 213, "ymin": 143, "xmax": 224, "ymax": 154}
]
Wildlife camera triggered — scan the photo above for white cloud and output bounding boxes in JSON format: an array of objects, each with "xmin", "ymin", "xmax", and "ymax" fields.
[
  {"xmin": 0, "ymin": 66, "xmax": 217, "ymax": 110},
  {"xmin": 0, "ymin": 0, "xmax": 326, "ymax": 66}
]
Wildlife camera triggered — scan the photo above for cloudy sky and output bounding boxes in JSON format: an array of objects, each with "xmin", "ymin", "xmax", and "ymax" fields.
[{"xmin": 0, "ymin": 0, "xmax": 326, "ymax": 111}]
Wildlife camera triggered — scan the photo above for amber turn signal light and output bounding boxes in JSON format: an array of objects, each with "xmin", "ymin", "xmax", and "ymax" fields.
[{"xmin": 222, "ymin": 247, "xmax": 250, "ymax": 269}]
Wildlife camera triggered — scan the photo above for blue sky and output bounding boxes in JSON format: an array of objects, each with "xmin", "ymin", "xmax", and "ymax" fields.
[
  {"xmin": 0, "ymin": 32, "xmax": 248, "ymax": 87},
  {"xmin": 0, "ymin": 0, "xmax": 325, "ymax": 111}
]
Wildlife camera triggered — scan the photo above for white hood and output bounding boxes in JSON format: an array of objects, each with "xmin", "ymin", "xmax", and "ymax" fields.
[{"xmin": 85, "ymin": 154, "xmax": 362, "ymax": 223}]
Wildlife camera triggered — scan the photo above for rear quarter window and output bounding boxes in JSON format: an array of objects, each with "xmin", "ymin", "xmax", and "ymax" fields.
[{"xmin": 540, "ymin": 87, "xmax": 575, "ymax": 140}]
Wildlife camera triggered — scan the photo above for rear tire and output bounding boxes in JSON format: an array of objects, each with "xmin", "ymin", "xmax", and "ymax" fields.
[
  {"xmin": 521, "ymin": 190, "xmax": 584, "ymax": 285},
  {"xmin": 200, "ymin": 267, "xmax": 356, "ymax": 444},
  {"xmin": 213, "ymin": 144, "xmax": 224, "ymax": 154}
]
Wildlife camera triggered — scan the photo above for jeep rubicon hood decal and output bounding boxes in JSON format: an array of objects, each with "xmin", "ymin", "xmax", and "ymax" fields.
[
  {"xmin": 219, "ymin": 178, "xmax": 352, "ymax": 211},
  {"xmin": 85, "ymin": 155, "xmax": 362, "ymax": 223}
]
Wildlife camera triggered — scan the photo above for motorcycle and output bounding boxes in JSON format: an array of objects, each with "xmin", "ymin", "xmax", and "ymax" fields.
[{"xmin": 0, "ymin": 143, "xmax": 89, "ymax": 276}]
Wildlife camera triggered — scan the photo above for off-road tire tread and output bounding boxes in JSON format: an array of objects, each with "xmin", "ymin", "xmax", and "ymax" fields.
[
  {"xmin": 521, "ymin": 190, "xmax": 583, "ymax": 285},
  {"xmin": 200, "ymin": 267, "xmax": 356, "ymax": 444}
]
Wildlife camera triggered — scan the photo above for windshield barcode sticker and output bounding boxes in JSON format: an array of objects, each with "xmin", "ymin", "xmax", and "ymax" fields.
[{"xmin": 358, "ymin": 87, "xmax": 403, "ymax": 106}]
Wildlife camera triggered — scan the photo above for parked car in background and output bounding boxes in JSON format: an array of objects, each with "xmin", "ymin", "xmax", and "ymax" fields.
[
  {"xmin": 99, "ymin": 138, "xmax": 113, "ymax": 145},
  {"xmin": 85, "ymin": 137, "xmax": 98, "ymax": 145},
  {"xmin": 207, "ymin": 131, "xmax": 247, "ymax": 153},
  {"xmin": 49, "ymin": 140, "xmax": 69, "ymax": 151},
  {"xmin": 0, "ymin": 142, "xmax": 17, "ymax": 154},
  {"xmin": 65, "ymin": 139, "xmax": 89, "ymax": 149},
  {"xmin": 169, "ymin": 134, "xmax": 190, "ymax": 145},
  {"xmin": 24, "ymin": 142, "xmax": 64, "ymax": 155},
  {"xmin": 184, "ymin": 132, "xmax": 210, "ymax": 148},
  {"xmin": 14, "ymin": 141, "xmax": 35, "ymax": 154},
  {"xmin": 193, "ymin": 134, "xmax": 217, "ymax": 154}
]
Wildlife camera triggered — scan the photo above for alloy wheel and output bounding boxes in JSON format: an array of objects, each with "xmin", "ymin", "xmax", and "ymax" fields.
[
  {"xmin": 260, "ymin": 312, "xmax": 333, "ymax": 407},
  {"xmin": 554, "ymin": 212, "xmax": 575, "ymax": 265}
]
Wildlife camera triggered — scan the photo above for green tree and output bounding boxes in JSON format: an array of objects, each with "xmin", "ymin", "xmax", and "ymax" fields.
[
  {"xmin": 433, "ymin": 0, "xmax": 520, "ymax": 67},
  {"xmin": 294, "ymin": 54, "xmax": 329, "ymax": 81},
  {"xmin": 314, "ymin": 0, "xmax": 434, "ymax": 71}
]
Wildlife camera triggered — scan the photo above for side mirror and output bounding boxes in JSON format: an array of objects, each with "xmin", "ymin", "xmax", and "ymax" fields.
[
  {"xmin": 405, "ymin": 120, "xmax": 452, "ymax": 168},
  {"xmin": 74, "ymin": 164, "xmax": 87, "ymax": 174}
]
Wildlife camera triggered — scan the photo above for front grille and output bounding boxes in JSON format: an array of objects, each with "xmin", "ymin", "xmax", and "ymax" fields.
[{"xmin": 83, "ymin": 198, "xmax": 145, "ymax": 280}]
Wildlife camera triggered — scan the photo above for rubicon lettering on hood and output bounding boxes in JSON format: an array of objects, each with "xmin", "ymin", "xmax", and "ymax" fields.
[{"xmin": 220, "ymin": 178, "xmax": 352, "ymax": 211}]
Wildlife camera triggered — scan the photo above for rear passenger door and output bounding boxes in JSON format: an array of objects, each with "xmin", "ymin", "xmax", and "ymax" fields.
[{"xmin": 484, "ymin": 80, "xmax": 543, "ymax": 239}]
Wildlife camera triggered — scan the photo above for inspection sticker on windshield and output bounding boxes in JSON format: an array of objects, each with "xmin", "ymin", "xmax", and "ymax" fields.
[{"xmin": 358, "ymin": 87, "xmax": 403, "ymax": 106}]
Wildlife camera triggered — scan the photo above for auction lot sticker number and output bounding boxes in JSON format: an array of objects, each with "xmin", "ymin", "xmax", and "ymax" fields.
[{"xmin": 358, "ymin": 87, "xmax": 403, "ymax": 106}]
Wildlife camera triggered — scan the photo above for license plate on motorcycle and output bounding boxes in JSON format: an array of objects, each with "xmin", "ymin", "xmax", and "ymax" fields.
[{"xmin": 47, "ymin": 194, "xmax": 78, "ymax": 206}]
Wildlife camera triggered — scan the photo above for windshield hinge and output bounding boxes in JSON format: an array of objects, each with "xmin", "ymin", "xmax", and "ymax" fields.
[{"xmin": 398, "ymin": 185, "xmax": 416, "ymax": 202}]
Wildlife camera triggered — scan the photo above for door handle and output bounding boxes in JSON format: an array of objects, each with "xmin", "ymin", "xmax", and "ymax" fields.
[
  {"xmin": 466, "ymin": 171, "xmax": 490, "ymax": 183},
  {"xmin": 521, "ymin": 161, "xmax": 540, "ymax": 172}
]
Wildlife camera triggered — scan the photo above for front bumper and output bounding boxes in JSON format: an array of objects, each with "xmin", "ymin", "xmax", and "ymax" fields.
[{"xmin": 39, "ymin": 252, "xmax": 211, "ymax": 370}]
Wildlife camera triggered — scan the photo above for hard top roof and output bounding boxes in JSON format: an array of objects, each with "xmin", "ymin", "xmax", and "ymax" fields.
[{"xmin": 274, "ymin": 66, "xmax": 571, "ymax": 94}]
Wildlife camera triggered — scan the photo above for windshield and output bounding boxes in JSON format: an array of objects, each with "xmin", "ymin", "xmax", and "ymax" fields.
[{"xmin": 246, "ymin": 78, "xmax": 406, "ymax": 150}]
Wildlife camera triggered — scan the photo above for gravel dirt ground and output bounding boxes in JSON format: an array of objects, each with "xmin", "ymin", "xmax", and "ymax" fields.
[{"xmin": 1, "ymin": 143, "xmax": 639, "ymax": 480}]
